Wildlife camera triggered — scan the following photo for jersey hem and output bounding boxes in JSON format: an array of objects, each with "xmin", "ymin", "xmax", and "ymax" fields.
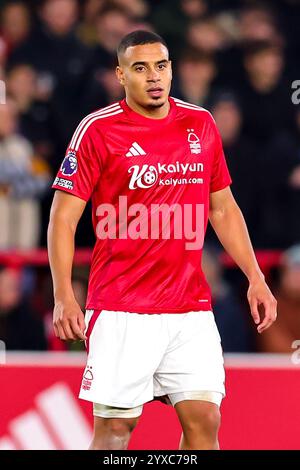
[
  {"xmin": 210, "ymin": 179, "xmax": 232, "ymax": 194},
  {"xmin": 85, "ymin": 303, "xmax": 213, "ymax": 313},
  {"xmin": 79, "ymin": 395, "xmax": 152, "ymax": 408},
  {"xmin": 52, "ymin": 185, "xmax": 89, "ymax": 202}
]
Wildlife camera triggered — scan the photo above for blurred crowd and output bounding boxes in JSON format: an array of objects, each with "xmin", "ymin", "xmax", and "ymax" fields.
[{"xmin": 0, "ymin": 0, "xmax": 300, "ymax": 353}]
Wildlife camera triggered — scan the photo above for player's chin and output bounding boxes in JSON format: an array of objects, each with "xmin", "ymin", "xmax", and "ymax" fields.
[{"xmin": 146, "ymin": 95, "xmax": 167, "ymax": 107}]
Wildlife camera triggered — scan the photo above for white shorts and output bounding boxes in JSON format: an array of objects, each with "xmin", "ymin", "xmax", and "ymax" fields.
[{"xmin": 79, "ymin": 309, "xmax": 225, "ymax": 417}]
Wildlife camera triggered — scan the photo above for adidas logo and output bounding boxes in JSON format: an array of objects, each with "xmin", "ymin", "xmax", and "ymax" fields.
[
  {"xmin": 0, "ymin": 383, "xmax": 92, "ymax": 449},
  {"xmin": 126, "ymin": 142, "xmax": 146, "ymax": 157}
]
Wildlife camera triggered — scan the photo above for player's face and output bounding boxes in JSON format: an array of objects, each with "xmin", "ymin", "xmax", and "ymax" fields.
[{"xmin": 116, "ymin": 42, "xmax": 172, "ymax": 109}]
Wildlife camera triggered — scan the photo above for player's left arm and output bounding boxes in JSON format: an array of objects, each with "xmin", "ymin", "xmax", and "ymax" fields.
[{"xmin": 209, "ymin": 185, "xmax": 277, "ymax": 333}]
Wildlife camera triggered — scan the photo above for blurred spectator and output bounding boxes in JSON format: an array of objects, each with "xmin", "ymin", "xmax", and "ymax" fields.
[
  {"xmin": 0, "ymin": 267, "xmax": 47, "ymax": 350},
  {"xmin": 81, "ymin": 58, "xmax": 124, "ymax": 115},
  {"xmin": 0, "ymin": 36, "xmax": 6, "ymax": 69},
  {"xmin": 238, "ymin": 3, "xmax": 283, "ymax": 45},
  {"xmin": 113, "ymin": 0, "xmax": 149, "ymax": 20},
  {"xmin": 181, "ymin": 0, "xmax": 207, "ymax": 17},
  {"xmin": 40, "ymin": 0, "xmax": 78, "ymax": 36},
  {"xmin": 238, "ymin": 41, "xmax": 295, "ymax": 145},
  {"xmin": 0, "ymin": 100, "xmax": 50, "ymax": 249},
  {"xmin": 202, "ymin": 247, "xmax": 254, "ymax": 352},
  {"xmin": 0, "ymin": 1, "xmax": 31, "ymax": 58},
  {"xmin": 216, "ymin": 4, "xmax": 284, "ymax": 90},
  {"xmin": 184, "ymin": 13, "xmax": 238, "ymax": 89},
  {"xmin": 80, "ymin": 3, "xmax": 131, "ymax": 114},
  {"xmin": 9, "ymin": 0, "xmax": 92, "ymax": 149},
  {"xmin": 77, "ymin": 0, "xmax": 106, "ymax": 46},
  {"xmin": 209, "ymin": 91, "xmax": 261, "ymax": 245},
  {"xmin": 6, "ymin": 63, "xmax": 53, "ymax": 159},
  {"xmin": 258, "ymin": 245, "xmax": 300, "ymax": 353},
  {"xmin": 257, "ymin": 108, "xmax": 300, "ymax": 248},
  {"xmin": 282, "ymin": 0, "xmax": 300, "ymax": 80},
  {"xmin": 90, "ymin": 4, "xmax": 131, "ymax": 70},
  {"xmin": 172, "ymin": 49, "xmax": 216, "ymax": 106},
  {"xmin": 100, "ymin": 62, "xmax": 124, "ymax": 103},
  {"xmin": 186, "ymin": 15, "xmax": 228, "ymax": 54},
  {"xmin": 151, "ymin": 0, "xmax": 208, "ymax": 58}
]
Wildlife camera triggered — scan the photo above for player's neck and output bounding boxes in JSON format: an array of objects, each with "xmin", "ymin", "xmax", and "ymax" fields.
[{"xmin": 125, "ymin": 96, "xmax": 170, "ymax": 119}]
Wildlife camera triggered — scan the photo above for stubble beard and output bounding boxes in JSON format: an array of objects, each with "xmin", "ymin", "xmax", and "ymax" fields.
[{"xmin": 146, "ymin": 97, "xmax": 167, "ymax": 109}]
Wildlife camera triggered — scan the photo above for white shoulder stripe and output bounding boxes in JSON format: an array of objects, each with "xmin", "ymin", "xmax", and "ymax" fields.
[
  {"xmin": 174, "ymin": 100, "xmax": 214, "ymax": 120},
  {"xmin": 176, "ymin": 103, "xmax": 205, "ymax": 111},
  {"xmin": 173, "ymin": 97, "xmax": 204, "ymax": 109},
  {"xmin": 70, "ymin": 104, "xmax": 121, "ymax": 149},
  {"xmin": 173, "ymin": 97, "xmax": 199, "ymax": 104},
  {"xmin": 74, "ymin": 109, "xmax": 123, "ymax": 151},
  {"xmin": 99, "ymin": 101, "xmax": 121, "ymax": 111}
]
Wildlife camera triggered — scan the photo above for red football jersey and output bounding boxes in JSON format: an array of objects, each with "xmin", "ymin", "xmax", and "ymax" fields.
[{"xmin": 52, "ymin": 97, "xmax": 232, "ymax": 313}]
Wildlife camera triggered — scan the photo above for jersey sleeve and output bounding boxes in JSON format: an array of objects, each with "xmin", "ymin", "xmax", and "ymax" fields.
[
  {"xmin": 209, "ymin": 117, "xmax": 232, "ymax": 193},
  {"xmin": 51, "ymin": 123, "xmax": 103, "ymax": 202}
]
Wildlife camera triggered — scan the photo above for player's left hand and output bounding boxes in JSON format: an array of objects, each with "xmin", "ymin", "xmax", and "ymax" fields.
[{"xmin": 247, "ymin": 278, "xmax": 277, "ymax": 334}]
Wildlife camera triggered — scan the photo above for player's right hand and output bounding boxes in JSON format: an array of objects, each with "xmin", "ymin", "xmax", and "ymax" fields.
[{"xmin": 53, "ymin": 300, "xmax": 87, "ymax": 341}]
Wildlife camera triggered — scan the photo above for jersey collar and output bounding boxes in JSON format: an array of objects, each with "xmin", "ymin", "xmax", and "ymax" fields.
[{"xmin": 120, "ymin": 96, "xmax": 177, "ymax": 125}]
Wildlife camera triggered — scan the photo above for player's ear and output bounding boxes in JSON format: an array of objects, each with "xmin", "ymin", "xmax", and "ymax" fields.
[{"xmin": 116, "ymin": 66, "xmax": 125, "ymax": 86}]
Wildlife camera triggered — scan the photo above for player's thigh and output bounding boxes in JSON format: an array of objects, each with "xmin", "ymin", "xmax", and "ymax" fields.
[
  {"xmin": 174, "ymin": 399, "xmax": 221, "ymax": 435},
  {"xmin": 93, "ymin": 415, "xmax": 140, "ymax": 437},
  {"xmin": 93, "ymin": 402, "xmax": 142, "ymax": 436}
]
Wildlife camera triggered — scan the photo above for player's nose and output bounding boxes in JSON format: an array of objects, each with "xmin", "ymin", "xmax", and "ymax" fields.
[{"xmin": 147, "ymin": 68, "xmax": 160, "ymax": 81}]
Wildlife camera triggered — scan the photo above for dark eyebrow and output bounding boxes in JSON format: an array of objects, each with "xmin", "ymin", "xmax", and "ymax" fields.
[{"xmin": 131, "ymin": 59, "xmax": 169, "ymax": 68}]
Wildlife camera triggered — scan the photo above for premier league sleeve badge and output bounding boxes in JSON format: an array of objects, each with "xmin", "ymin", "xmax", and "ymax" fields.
[{"xmin": 60, "ymin": 151, "xmax": 78, "ymax": 176}]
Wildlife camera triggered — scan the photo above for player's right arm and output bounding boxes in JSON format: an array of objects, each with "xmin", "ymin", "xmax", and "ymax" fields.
[{"xmin": 47, "ymin": 190, "xmax": 87, "ymax": 341}]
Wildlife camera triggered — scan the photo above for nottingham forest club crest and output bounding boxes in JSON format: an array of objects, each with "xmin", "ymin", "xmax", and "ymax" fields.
[
  {"xmin": 61, "ymin": 151, "xmax": 78, "ymax": 176},
  {"xmin": 187, "ymin": 129, "xmax": 201, "ymax": 154}
]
